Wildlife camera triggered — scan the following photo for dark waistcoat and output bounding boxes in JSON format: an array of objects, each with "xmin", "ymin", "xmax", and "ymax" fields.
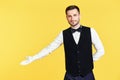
[{"xmin": 63, "ymin": 26, "xmax": 93, "ymax": 77}]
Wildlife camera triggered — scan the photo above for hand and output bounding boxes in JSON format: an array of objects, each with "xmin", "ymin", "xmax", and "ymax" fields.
[{"xmin": 20, "ymin": 56, "xmax": 33, "ymax": 65}]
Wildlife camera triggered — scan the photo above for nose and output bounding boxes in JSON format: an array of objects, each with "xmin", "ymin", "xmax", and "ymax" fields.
[{"xmin": 71, "ymin": 16, "xmax": 74, "ymax": 20}]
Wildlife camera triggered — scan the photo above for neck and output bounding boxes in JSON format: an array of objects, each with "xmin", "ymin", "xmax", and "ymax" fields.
[{"xmin": 71, "ymin": 23, "xmax": 80, "ymax": 29}]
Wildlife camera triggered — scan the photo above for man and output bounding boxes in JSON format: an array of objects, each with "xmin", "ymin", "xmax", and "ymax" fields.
[{"xmin": 20, "ymin": 5, "xmax": 104, "ymax": 80}]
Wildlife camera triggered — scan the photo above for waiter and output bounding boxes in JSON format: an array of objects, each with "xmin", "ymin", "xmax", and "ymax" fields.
[{"xmin": 20, "ymin": 5, "xmax": 104, "ymax": 80}]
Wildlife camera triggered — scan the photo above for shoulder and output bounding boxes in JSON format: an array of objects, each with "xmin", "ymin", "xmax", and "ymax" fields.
[
  {"xmin": 90, "ymin": 27, "xmax": 97, "ymax": 33},
  {"xmin": 81, "ymin": 25, "xmax": 90, "ymax": 29},
  {"xmin": 81, "ymin": 25, "xmax": 91, "ymax": 32},
  {"xmin": 63, "ymin": 27, "xmax": 71, "ymax": 31},
  {"xmin": 62, "ymin": 27, "xmax": 71, "ymax": 33},
  {"xmin": 81, "ymin": 25, "xmax": 96, "ymax": 32}
]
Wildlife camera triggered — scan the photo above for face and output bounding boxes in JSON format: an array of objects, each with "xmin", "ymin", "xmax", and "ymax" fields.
[{"xmin": 66, "ymin": 9, "xmax": 80, "ymax": 27}]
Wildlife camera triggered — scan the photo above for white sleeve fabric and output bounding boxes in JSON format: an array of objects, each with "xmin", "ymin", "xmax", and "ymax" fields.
[
  {"xmin": 91, "ymin": 28, "xmax": 105, "ymax": 61},
  {"xmin": 32, "ymin": 31, "xmax": 63, "ymax": 60},
  {"xmin": 20, "ymin": 31, "xmax": 63, "ymax": 65}
]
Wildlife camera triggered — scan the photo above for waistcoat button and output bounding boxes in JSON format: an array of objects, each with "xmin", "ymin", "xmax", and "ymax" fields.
[
  {"xmin": 77, "ymin": 61, "xmax": 80, "ymax": 63},
  {"xmin": 77, "ymin": 51, "xmax": 80, "ymax": 53}
]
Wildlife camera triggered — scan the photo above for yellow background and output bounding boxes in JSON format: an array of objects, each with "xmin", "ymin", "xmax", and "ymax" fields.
[{"xmin": 0, "ymin": 0, "xmax": 120, "ymax": 80}]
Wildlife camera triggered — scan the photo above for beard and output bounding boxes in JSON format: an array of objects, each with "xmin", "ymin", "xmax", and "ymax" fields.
[{"xmin": 69, "ymin": 20, "xmax": 80, "ymax": 27}]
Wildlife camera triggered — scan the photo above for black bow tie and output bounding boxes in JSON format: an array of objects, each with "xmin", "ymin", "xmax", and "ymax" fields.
[{"xmin": 71, "ymin": 27, "xmax": 82, "ymax": 33}]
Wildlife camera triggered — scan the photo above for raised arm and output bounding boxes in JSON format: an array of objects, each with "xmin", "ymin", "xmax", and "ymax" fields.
[{"xmin": 20, "ymin": 31, "xmax": 63, "ymax": 65}]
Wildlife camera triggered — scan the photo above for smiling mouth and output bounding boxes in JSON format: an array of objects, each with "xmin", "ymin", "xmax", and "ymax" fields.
[{"xmin": 71, "ymin": 21, "xmax": 76, "ymax": 23}]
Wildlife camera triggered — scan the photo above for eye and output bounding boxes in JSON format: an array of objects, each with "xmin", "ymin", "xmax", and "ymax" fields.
[
  {"xmin": 67, "ymin": 15, "xmax": 72, "ymax": 18},
  {"xmin": 73, "ymin": 14, "xmax": 77, "ymax": 16}
]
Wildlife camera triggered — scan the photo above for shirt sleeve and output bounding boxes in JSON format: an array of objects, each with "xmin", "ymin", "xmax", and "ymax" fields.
[
  {"xmin": 91, "ymin": 28, "xmax": 105, "ymax": 61},
  {"xmin": 32, "ymin": 31, "xmax": 63, "ymax": 60}
]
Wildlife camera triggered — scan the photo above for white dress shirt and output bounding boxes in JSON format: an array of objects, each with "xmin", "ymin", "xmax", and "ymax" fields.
[{"xmin": 20, "ymin": 28, "xmax": 104, "ymax": 65}]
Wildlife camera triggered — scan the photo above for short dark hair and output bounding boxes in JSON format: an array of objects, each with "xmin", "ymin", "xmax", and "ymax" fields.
[{"xmin": 65, "ymin": 5, "xmax": 80, "ymax": 14}]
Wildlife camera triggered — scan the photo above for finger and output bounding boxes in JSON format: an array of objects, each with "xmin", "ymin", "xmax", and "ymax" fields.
[{"xmin": 20, "ymin": 61, "xmax": 28, "ymax": 65}]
